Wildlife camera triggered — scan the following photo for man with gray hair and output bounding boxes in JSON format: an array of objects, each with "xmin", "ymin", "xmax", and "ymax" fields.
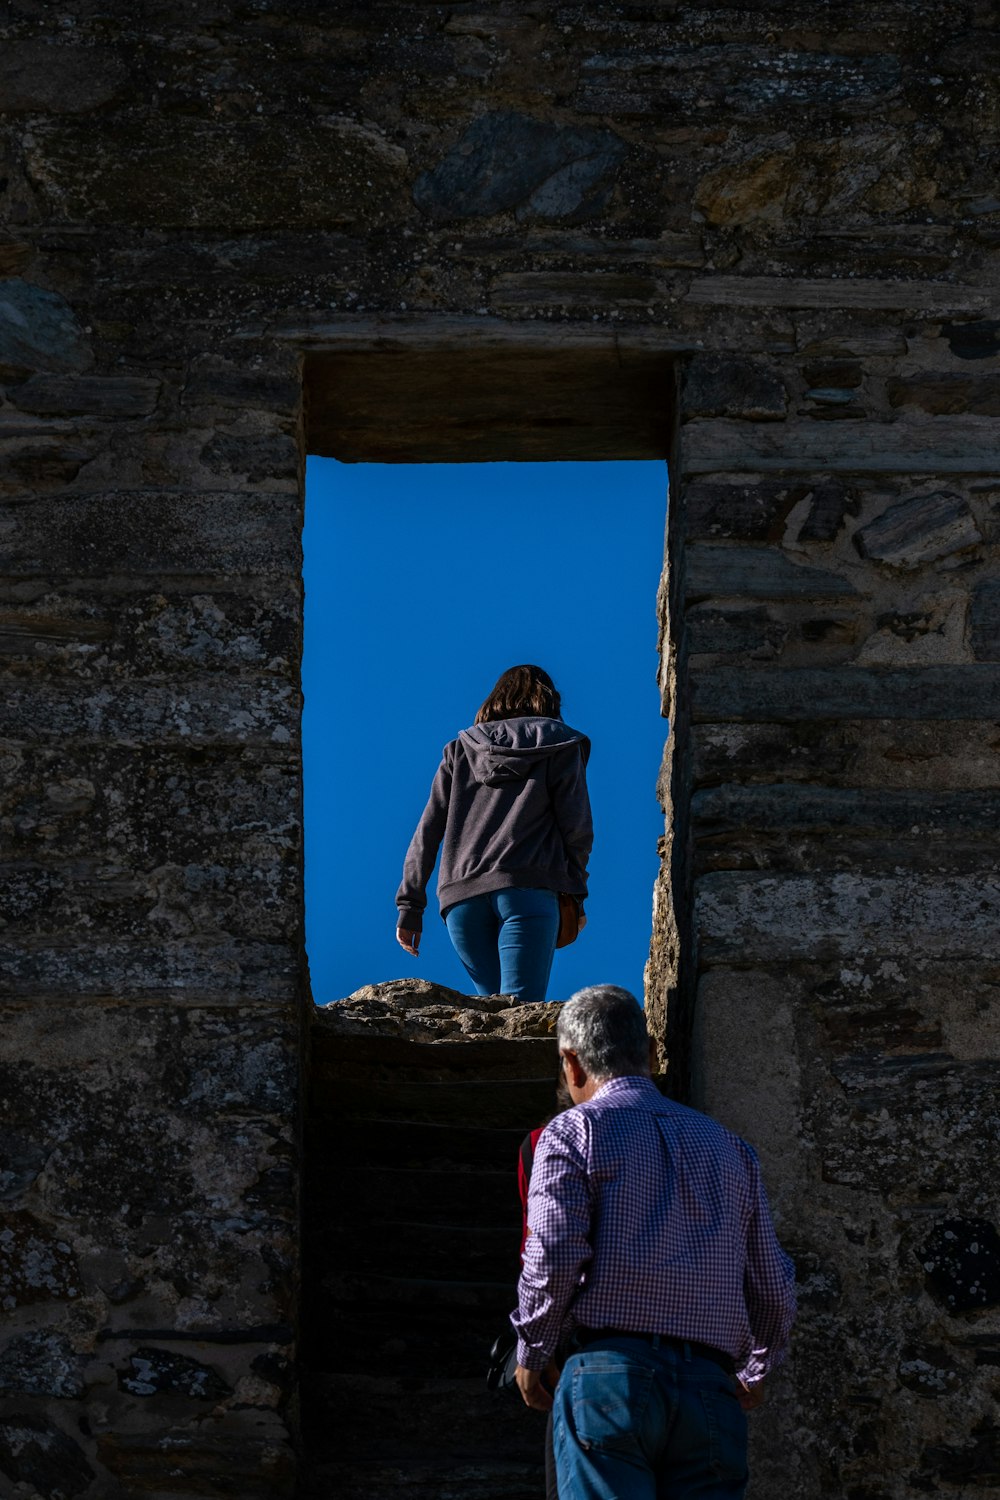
[{"xmin": 511, "ymin": 985, "xmax": 795, "ymax": 1500}]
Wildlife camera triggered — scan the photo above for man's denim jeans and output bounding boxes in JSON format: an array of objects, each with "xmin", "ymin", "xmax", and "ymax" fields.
[
  {"xmin": 553, "ymin": 1337, "xmax": 748, "ymax": 1500},
  {"xmin": 444, "ymin": 887, "xmax": 558, "ymax": 1003}
]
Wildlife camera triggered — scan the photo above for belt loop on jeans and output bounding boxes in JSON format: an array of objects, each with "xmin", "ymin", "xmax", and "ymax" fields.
[{"xmin": 682, "ymin": 1340, "xmax": 692, "ymax": 1363}]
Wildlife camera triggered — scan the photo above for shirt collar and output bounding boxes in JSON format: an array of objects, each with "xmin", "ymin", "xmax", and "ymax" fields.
[{"xmin": 592, "ymin": 1074, "xmax": 657, "ymax": 1100}]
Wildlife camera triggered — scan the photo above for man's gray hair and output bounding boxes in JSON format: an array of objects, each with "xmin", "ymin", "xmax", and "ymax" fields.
[{"xmin": 557, "ymin": 985, "xmax": 651, "ymax": 1080}]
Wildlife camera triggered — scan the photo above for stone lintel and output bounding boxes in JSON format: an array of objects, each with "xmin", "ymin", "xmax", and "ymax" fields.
[{"xmin": 303, "ymin": 342, "xmax": 676, "ymax": 462}]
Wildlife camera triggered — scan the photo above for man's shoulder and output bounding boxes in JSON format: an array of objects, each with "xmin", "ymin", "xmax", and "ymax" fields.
[{"xmin": 579, "ymin": 1079, "xmax": 759, "ymax": 1160}]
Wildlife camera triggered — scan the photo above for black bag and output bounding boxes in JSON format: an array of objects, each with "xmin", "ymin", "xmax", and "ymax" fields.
[
  {"xmin": 487, "ymin": 1135, "xmax": 536, "ymax": 1392},
  {"xmin": 486, "ymin": 1326, "xmax": 519, "ymax": 1393}
]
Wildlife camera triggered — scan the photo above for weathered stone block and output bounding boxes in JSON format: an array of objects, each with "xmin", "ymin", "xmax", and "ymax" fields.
[
  {"xmin": 692, "ymin": 783, "xmax": 1000, "ymax": 848},
  {"xmin": 685, "ymin": 544, "xmax": 857, "ymax": 601},
  {"xmin": 0, "ymin": 938, "xmax": 296, "ymax": 999},
  {"xmin": 695, "ymin": 871, "xmax": 1000, "ymax": 962},
  {"xmin": 689, "ymin": 969, "xmax": 804, "ymax": 1216},
  {"xmin": 887, "ymin": 373, "xmax": 1000, "ymax": 415},
  {"xmin": 0, "ymin": 586, "xmax": 299, "ymax": 678},
  {"xmin": 897, "ymin": 1347, "xmax": 963, "ymax": 1397},
  {"xmin": 95, "ymin": 1410, "xmax": 295, "ymax": 1497},
  {"xmin": 692, "ymin": 783, "xmax": 999, "ymax": 873},
  {"xmin": 0, "ymin": 1413, "xmax": 94, "ymax": 1498},
  {"xmin": 0, "ymin": 855, "xmax": 298, "ymax": 943},
  {"xmin": 940, "ymin": 318, "xmax": 1000, "ymax": 360},
  {"xmin": 199, "ymin": 429, "xmax": 301, "ymax": 488},
  {"xmin": 0, "ymin": 745, "xmax": 298, "ymax": 867},
  {"xmin": 119, "ymin": 1347, "xmax": 233, "ymax": 1401},
  {"xmin": 181, "ymin": 356, "xmax": 301, "ymax": 413},
  {"xmin": 922, "ymin": 1424, "xmax": 1000, "ymax": 1488},
  {"xmin": 690, "ymin": 718, "xmax": 1000, "ymax": 791},
  {"xmin": 489, "ymin": 271, "xmax": 663, "ymax": 311},
  {"xmin": 854, "ymin": 489, "xmax": 981, "ymax": 567},
  {"xmin": 969, "ymin": 578, "xmax": 1000, "ymax": 660},
  {"xmin": 682, "ymin": 415, "xmax": 1000, "ymax": 473},
  {"xmin": 0, "ymin": 490, "xmax": 301, "ymax": 577},
  {"xmin": 797, "ymin": 481, "xmax": 860, "ymax": 542},
  {"xmin": 0, "ymin": 434, "xmax": 93, "ymax": 494},
  {"xmin": 0, "ymin": 1213, "xmax": 82, "ymax": 1310},
  {"xmin": 0, "ymin": 280, "xmax": 92, "ymax": 381},
  {"xmin": 0, "ymin": 1332, "xmax": 81, "ymax": 1398},
  {"xmin": 686, "ymin": 604, "xmax": 789, "ymax": 658},
  {"xmin": 577, "ymin": 46, "xmax": 900, "ymax": 119},
  {"xmin": 802, "ymin": 360, "xmax": 863, "ymax": 389},
  {"xmin": 0, "ymin": 677, "xmax": 296, "ymax": 747},
  {"xmin": 0, "ymin": 1132, "xmax": 48, "ymax": 1203},
  {"xmin": 687, "ymin": 277, "xmax": 989, "ymax": 313},
  {"xmin": 691, "ymin": 665, "xmax": 1000, "ymax": 721},
  {"xmin": 684, "ymin": 478, "xmax": 857, "ymax": 544},
  {"xmin": 816, "ymin": 1050, "xmax": 1000, "ymax": 1201},
  {"xmin": 684, "ymin": 480, "xmax": 805, "ymax": 540},
  {"xmin": 414, "ymin": 112, "xmax": 626, "ymax": 223},
  {"xmin": 920, "ymin": 1219, "xmax": 1000, "ymax": 1313},
  {"xmin": 683, "ymin": 355, "xmax": 787, "ymax": 421},
  {"xmin": 9, "ymin": 375, "xmax": 161, "ymax": 419},
  {"xmin": 26, "ymin": 118, "xmax": 409, "ymax": 231},
  {"xmin": 856, "ymin": 588, "xmax": 969, "ymax": 667},
  {"xmin": 0, "ymin": 41, "xmax": 126, "ymax": 113}
]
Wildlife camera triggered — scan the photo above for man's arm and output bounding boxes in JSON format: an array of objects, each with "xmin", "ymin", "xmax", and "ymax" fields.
[
  {"xmin": 737, "ymin": 1152, "xmax": 797, "ymax": 1391},
  {"xmin": 511, "ymin": 1113, "xmax": 593, "ymax": 1372}
]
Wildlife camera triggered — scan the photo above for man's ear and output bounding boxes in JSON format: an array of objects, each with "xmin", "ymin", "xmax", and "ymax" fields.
[{"xmin": 561, "ymin": 1049, "xmax": 587, "ymax": 1090}]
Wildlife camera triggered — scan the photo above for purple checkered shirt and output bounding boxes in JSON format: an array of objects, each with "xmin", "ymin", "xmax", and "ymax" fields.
[{"xmin": 512, "ymin": 1076, "xmax": 796, "ymax": 1387}]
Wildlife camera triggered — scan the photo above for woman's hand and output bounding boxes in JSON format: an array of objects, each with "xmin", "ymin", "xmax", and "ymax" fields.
[{"xmin": 396, "ymin": 928, "xmax": 420, "ymax": 957}]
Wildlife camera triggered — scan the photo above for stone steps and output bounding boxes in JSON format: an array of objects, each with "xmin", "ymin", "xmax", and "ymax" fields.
[
  {"xmin": 320, "ymin": 1119, "xmax": 529, "ymax": 1169},
  {"xmin": 301, "ymin": 1375, "xmax": 537, "ymax": 1462},
  {"xmin": 305, "ymin": 1163, "xmax": 521, "ymax": 1225},
  {"xmin": 297, "ymin": 995, "xmax": 557, "ymax": 1496},
  {"xmin": 311, "ymin": 1273, "xmax": 519, "ymax": 1377},
  {"xmin": 310, "ymin": 1218, "xmax": 521, "ymax": 1280},
  {"xmin": 312, "ymin": 1076, "xmax": 557, "ymax": 1127}
]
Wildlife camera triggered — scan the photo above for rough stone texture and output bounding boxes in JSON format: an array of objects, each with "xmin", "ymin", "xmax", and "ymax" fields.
[
  {"xmin": 317, "ymin": 979, "xmax": 561, "ymax": 1042},
  {"xmin": 854, "ymin": 489, "xmax": 983, "ymax": 567},
  {"xmin": 302, "ymin": 986, "xmax": 562, "ymax": 1499},
  {"xmin": 3, "ymin": 3, "xmax": 1000, "ymax": 1497},
  {"xmin": 413, "ymin": 112, "xmax": 626, "ymax": 223}
]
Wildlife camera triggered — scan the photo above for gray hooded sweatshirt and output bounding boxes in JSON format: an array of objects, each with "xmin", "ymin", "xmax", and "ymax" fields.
[{"xmin": 396, "ymin": 715, "xmax": 592, "ymax": 933}]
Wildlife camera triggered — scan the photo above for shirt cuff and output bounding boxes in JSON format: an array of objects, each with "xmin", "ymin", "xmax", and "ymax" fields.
[
  {"xmin": 736, "ymin": 1349, "xmax": 768, "ymax": 1388},
  {"xmin": 396, "ymin": 907, "xmax": 423, "ymax": 933},
  {"xmin": 516, "ymin": 1339, "xmax": 550, "ymax": 1371}
]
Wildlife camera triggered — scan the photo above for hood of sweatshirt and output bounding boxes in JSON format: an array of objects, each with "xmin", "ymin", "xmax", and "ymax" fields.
[{"xmin": 457, "ymin": 716, "xmax": 590, "ymax": 788}]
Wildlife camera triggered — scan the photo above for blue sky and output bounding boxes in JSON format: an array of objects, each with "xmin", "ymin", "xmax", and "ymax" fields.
[{"xmin": 302, "ymin": 457, "xmax": 668, "ymax": 1006}]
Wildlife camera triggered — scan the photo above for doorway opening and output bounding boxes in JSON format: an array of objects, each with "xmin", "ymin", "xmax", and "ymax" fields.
[
  {"xmin": 295, "ymin": 334, "xmax": 678, "ymax": 1496},
  {"xmin": 300, "ymin": 336, "xmax": 676, "ymax": 1008},
  {"xmin": 303, "ymin": 455, "xmax": 667, "ymax": 1004}
]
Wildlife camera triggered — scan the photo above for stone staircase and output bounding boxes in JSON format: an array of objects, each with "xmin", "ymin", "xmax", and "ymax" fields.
[{"xmin": 297, "ymin": 984, "xmax": 561, "ymax": 1500}]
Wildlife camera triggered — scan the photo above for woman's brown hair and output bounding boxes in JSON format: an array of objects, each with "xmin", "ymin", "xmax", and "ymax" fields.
[{"xmin": 474, "ymin": 664, "xmax": 561, "ymax": 724}]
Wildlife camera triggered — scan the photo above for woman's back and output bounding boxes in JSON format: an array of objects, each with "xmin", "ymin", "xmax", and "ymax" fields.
[{"xmin": 395, "ymin": 666, "xmax": 593, "ymax": 1003}]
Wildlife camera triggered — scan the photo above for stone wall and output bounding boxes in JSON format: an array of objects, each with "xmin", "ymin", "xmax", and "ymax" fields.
[{"xmin": 2, "ymin": 3, "xmax": 1000, "ymax": 1497}]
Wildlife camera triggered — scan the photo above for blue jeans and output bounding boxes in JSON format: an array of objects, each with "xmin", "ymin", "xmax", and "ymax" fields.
[
  {"xmin": 553, "ymin": 1337, "xmax": 748, "ymax": 1500},
  {"xmin": 444, "ymin": 888, "xmax": 559, "ymax": 1003}
]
